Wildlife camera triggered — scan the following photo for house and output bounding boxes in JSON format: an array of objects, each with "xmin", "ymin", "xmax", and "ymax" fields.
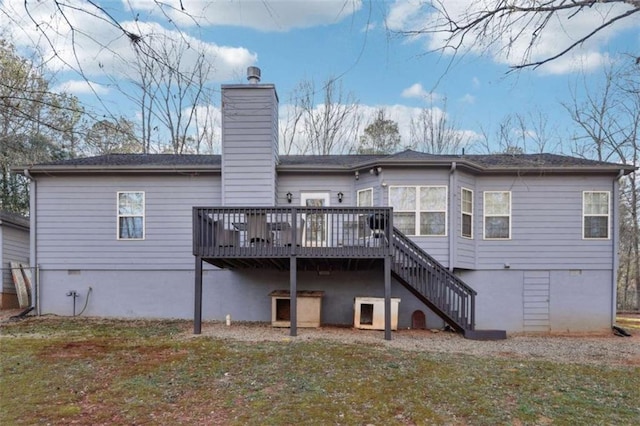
[
  {"xmin": 17, "ymin": 69, "xmax": 635, "ymax": 339},
  {"xmin": 0, "ymin": 211, "xmax": 30, "ymax": 309}
]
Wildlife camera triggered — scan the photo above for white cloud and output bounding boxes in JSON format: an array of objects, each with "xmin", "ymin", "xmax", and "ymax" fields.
[
  {"xmin": 401, "ymin": 83, "xmax": 442, "ymax": 102},
  {"xmin": 386, "ymin": 0, "xmax": 640, "ymax": 75},
  {"xmin": 362, "ymin": 22, "xmax": 377, "ymax": 32},
  {"xmin": 3, "ymin": 0, "xmax": 257, "ymax": 80},
  {"xmin": 459, "ymin": 94, "xmax": 475, "ymax": 104},
  {"xmin": 52, "ymin": 80, "xmax": 109, "ymax": 96},
  {"xmin": 126, "ymin": 0, "xmax": 363, "ymax": 31},
  {"xmin": 471, "ymin": 77, "xmax": 480, "ymax": 89},
  {"xmin": 385, "ymin": 0, "xmax": 426, "ymax": 34},
  {"xmin": 536, "ymin": 51, "xmax": 611, "ymax": 75},
  {"xmin": 401, "ymin": 83, "xmax": 428, "ymax": 99}
]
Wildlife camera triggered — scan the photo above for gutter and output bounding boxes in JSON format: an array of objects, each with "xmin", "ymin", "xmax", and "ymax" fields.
[
  {"xmin": 23, "ymin": 169, "xmax": 38, "ymax": 315},
  {"xmin": 449, "ymin": 162, "xmax": 457, "ymax": 272},
  {"xmin": 611, "ymin": 169, "xmax": 625, "ymax": 327}
]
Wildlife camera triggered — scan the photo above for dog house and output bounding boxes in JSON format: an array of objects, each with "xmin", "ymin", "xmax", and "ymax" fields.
[
  {"xmin": 354, "ymin": 297, "xmax": 400, "ymax": 330},
  {"xmin": 269, "ymin": 290, "xmax": 324, "ymax": 328}
]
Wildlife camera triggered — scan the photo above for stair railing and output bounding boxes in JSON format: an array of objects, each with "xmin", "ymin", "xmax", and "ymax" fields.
[{"xmin": 391, "ymin": 228, "xmax": 476, "ymax": 331}]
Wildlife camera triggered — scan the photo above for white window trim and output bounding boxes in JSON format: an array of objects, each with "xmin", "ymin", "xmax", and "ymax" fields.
[
  {"xmin": 582, "ymin": 191, "xmax": 610, "ymax": 240},
  {"xmin": 461, "ymin": 187, "xmax": 473, "ymax": 239},
  {"xmin": 117, "ymin": 191, "xmax": 145, "ymax": 241},
  {"xmin": 357, "ymin": 188, "xmax": 373, "ymax": 207},
  {"xmin": 483, "ymin": 191, "xmax": 511, "ymax": 240},
  {"xmin": 388, "ymin": 185, "xmax": 448, "ymax": 237}
]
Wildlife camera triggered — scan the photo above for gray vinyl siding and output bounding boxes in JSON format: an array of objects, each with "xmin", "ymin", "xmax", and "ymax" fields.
[
  {"xmin": 355, "ymin": 173, "xmax": 381, "ymax": 206},
  {"xmin": 221, "ymin": 86, "xmax": 278, "ymax": 206},
  {"xmin": 475, "ymin": 174, "xmax": 614, "ymax": 270},
  {"xmin": 277, "ymin": 174, "xmax": 353, "ymax": 206},
  {"xmin": 36, "ymin": 174, "xmax": 220, "ymax": 270},
  {"xmin": 1, "ymin": 224, "xmax": 30, "ymax": 293}
]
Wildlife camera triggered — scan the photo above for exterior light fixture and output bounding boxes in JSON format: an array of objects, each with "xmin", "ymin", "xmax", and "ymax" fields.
[
  {"xmin": 286, "ymin": 192, "xmax": 293, "ymax": 203},
  {"xmin": 337, "ymin": 192, "xmax": 344, "ymax": 203}
]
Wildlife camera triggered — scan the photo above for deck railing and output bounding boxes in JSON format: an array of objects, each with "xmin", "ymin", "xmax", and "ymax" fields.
[{"xmin": 193, "ymin": 206, "xmax": 393, "ymax": 258}]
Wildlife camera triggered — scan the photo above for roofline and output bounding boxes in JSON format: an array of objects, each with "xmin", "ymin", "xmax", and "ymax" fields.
[
  {"xmin": 14, "ymin": 164, "xmax": 221, "ymax": 175},
  {"xmin": 277, "ymin": 159, "xmax": 635, "ymax": 175},
  {"xmin": 14, "ymin": 158, "xmax": 636, "ymax": 176},
  {"xmin": 0, "ymin": 213, "xmax": 30, "ymax": 230}
]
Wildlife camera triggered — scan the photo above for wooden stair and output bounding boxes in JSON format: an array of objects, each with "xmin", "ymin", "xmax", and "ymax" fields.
[{"xmin": 391, "ymin": 228, "xmax": 506, "ymax": 340}]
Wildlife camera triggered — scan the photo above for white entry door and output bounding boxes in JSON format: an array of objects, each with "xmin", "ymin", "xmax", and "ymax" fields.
[{"xmin": 301, "ymin": 192, "xmax": 330, "ymax": 246}]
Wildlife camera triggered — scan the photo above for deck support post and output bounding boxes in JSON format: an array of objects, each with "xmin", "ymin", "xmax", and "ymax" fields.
[
  {"xmin": 289, "ymin": 256, "xmax": 297, "ymax": 337},
  {"xmin": 384, "ymin": 255, "xmax": 392, "ymax": 341},
  {"xmin": 194, "ymin": 256, "xmax": 203, "ymax": 334}
]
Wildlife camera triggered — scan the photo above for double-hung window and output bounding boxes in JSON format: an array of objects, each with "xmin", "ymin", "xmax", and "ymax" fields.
[
  {"xmin": 389, "ymin": 186, "xmax": 447, "ymax": 236},
  {"xmin": 483, "ymin": 191, "xmax": 510, "ymax": 239},
  {"xmin": 461, "ymin": 188, "xmax": 473, "ymax": 239},
  {"xmin": 117, "ymin": 191, "xmax": 145, "ymax": 240},
  {"xmin": 357, "ymin": 188, "xmax": 373, "ymax": 207},
  {"xmin": 583, "ymin": 191, "xmax": 609, "ymax": 239}
]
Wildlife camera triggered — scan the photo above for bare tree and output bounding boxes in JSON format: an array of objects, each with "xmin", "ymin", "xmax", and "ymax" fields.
[
  {"xmin": 566, "ymin": 62, "xmax": 639, "ymax": 310},
  {"xmin": 279, "ymin": 85, "xmax": 307, "ymax": 155},
  {"xmin": 397, "ymin": 1, "xmax": 640, "ymax": 71},
  {"xmin": 476, "ymin": 111, "xmax": 559, "ymax": 154},
  {"xmin": 409, "ymin": 100, "xmax": 465, "ymax": 154},
  {"xmin": 290, "ymin": 77, "xmax": 361, "ymax": 155},
  {"xmin": 191, "ymin": 101, "xmax": 220, "ymax": 154},
  {"xmin": 112, "ymin": 32, "xmax": 216, "ymax": 154}
]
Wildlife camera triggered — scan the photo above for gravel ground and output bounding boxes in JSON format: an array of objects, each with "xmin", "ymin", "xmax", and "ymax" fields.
[
  {"xmin": 191, "ymin": 321, "xmax": 640, "ymax": 367},
  {"xmin": 2, "ymin": 309, "xmax": 638, "ymax": 367}
]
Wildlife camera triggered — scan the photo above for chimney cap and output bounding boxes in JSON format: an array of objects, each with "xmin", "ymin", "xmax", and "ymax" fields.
[{"xmin": 247, "ymin": 66, "xmax": 261, "ymax": 84}]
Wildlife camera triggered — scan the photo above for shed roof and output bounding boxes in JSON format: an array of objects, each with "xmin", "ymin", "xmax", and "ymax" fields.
[{"xmin": 0, "ymin": 211, "xmax": 30, "ymax": 230}]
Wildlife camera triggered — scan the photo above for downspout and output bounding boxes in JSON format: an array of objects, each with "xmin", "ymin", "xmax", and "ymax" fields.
[
  {"xmin": 611, "ymin": 169, "xmax": 624, "ymax": 327},
  {"xmin": 449, "ymin": 162, "xmax": 457, "ymax": 272},
  {"xmin": 24, "ymin": 169, "xmax": 38, "ymax": 315}
]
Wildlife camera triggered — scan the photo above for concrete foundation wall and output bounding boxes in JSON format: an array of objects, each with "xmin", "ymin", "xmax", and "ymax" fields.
[
  {"xmin": 460, "ymin": 269, "xmax": 613, "ymax": 333},
  {"xmin": 37, "ymin": 267, "xmax": 444, "ymax": 329}
]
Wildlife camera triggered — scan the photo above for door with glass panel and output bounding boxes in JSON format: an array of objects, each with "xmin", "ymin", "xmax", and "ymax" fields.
[{"xmin": 301, "ymin": 192, "xmax": 330, "ymax": 246}]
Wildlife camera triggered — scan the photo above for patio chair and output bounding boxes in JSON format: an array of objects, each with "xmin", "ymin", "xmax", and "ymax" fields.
[
  {"xmin": 213, "ymin": 220, "xmax": 240, "ymax": 247},
  {"xmin": 280, "ymin": 218, "xmax": 305, "ymax": 246},
  {"xmin": 247, "ymin": 214, "xmax": 272, "ymax": 245}
]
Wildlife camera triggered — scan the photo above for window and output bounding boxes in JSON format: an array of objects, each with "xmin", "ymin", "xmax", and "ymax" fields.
[
  {"xmin": 483, "ymin": 191, "xmax": 510, "ymax": 239},
  {"xmin": 389, "ymin": 186, "xmax": 447, "ymax": 236},
  {"xmin": 357, "ymin": 188, "xmax": 373, "ymax": 207},
  {"xmin": 117, "ymin": 192, "xmax": 144, "ymax": 240},
  {"xmin": 583, "ymin": 191, "xmax": 609, "ymax": 239},
  {"xmin": 461, "ymin": 188, "xmax": 473, "ymax": 239},
  {"xmin": 357, "ymin": 188, "xmax": 373, "ymax": 238}
]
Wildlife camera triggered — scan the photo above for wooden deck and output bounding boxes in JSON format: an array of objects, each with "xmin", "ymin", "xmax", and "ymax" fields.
[{"xmin": 193, "ymin": 206, "xmax": 394, "ymax": 267}]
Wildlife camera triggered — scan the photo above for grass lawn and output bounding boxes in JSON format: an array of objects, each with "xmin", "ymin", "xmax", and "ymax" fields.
[{"xmin": 1, "ymin": 317, "xmax": 639, "ymax": 425}]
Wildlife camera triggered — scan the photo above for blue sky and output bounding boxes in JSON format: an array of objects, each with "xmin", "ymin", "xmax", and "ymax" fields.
[{"xmin": 2, "ymin": 0, "xmax": 639, "ymax": 154}]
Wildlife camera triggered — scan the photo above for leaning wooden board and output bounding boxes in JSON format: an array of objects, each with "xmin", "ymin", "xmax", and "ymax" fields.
[
  {"xmin": 10, "ymin": 262, "xmax": 30, "ymax": 308},
  {"xmin": 20, "ymin": 263, "xmax": 33, "ymax": 299}
]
